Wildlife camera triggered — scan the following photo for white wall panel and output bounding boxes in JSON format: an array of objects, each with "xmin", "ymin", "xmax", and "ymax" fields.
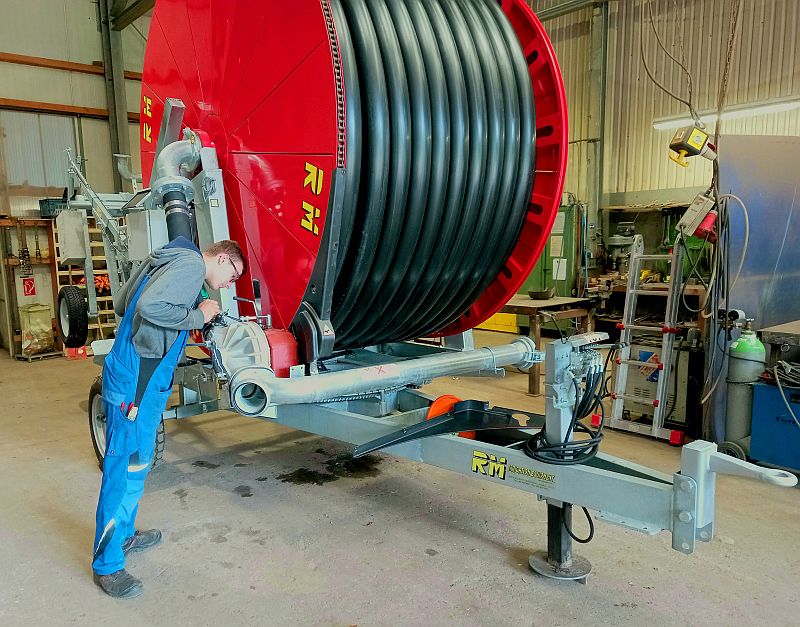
[
  {"xmin": 533, "ymin": 1, "xmax": 594, "ymax": 201},
  {"xmin": 81, "ymin": 119, "xmax": 115, "ymax": 193},
  {"xmin": 604, "ymin": 0, "xmax": 800, "ymax": 196}
]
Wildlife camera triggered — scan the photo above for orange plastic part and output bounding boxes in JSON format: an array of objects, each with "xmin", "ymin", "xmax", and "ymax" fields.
[
  {"xmin": 264, "ymin": 328, "xmax": 299, "ymax": 378},
  {"xmin": 426, "ymin": 394, "xmax": 475, "ymax": 440}
]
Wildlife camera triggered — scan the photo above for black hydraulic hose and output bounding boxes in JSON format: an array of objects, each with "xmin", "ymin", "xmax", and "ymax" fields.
[
  {"xmin": 345, "ymin": 0, "xmax": 447, "ymax": 347},
  {"xmin": 405, "ymin": 0, "xmax": 525, "ymax": 338},
  {"xmin": 329, "ymin": 0, "xmax": 535, "ymax": 348},
  {"xmin": 163, "ymin": 190, "xmax": 192, "ymax": 242},
  {"xmin": 332, "ymin": 0, "xmax": 390, "ymax": 320},
  {"xmin": 355, "ymin": 0, "xmax": 466, "ymax": 347},
  {"xmin": 443, "ymin": 0, "xmax": 534, "ymax": 322},
  {"xmin": 337, "ymin": 0, "xmax": 430, "ymax": 344},
  {"xmin": 389, "ymin": 0, "xmax": 490, "ymax": 340},
  {"xmin": 337, "ymin": 0, "xmax": 411, "ymax": 333}
]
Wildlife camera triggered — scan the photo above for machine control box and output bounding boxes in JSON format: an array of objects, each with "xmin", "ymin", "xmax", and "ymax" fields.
[{"xmin": 750, "ymin": 382, "xmax": 800, "ymax": 472}]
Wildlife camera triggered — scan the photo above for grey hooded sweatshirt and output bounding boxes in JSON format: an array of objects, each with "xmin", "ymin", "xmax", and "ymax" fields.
[{"xmin": 113, "ymin": 236, "xmax": 206, "ymax": 358}]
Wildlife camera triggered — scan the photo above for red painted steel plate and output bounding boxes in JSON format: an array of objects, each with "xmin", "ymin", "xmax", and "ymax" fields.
[{"xmin": 140, "ymin": 0, "xmax": 341, "ymax": 329}]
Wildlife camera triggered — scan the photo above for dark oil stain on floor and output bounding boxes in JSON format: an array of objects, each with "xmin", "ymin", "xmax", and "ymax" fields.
[
  {"xmin": 277, "ymin": 452, "xmax": 382, "ymax": 486},
  {"xmin": 192, "ymin": 460, "xmax": 220, "ymax": 469},
  {"xmin": 234, "ymin": 485, "xmax": 253, "ymax": 497}
]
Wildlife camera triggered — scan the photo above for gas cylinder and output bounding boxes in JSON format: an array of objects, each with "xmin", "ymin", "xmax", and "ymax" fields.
[{"xmin": 723, "ymin": 319, "xmax": 766, "ymax": 457}]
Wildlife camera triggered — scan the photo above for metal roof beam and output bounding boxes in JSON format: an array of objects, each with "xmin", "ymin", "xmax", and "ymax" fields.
[{"xmin": 112, "ymin": 0, "xmax": 155, "ymax": 30}]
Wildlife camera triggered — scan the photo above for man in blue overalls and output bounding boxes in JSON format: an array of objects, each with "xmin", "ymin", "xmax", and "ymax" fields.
[{"xmin": 92, "ymin": 236, "xmax": 246, "ymax": 598}]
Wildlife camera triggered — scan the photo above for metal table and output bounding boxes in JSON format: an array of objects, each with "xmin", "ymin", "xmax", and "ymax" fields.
[
  {"xmin": 500, "ymin": 295, "xmax": 594, "ymax": 395},
  {"xmin": 759, "ymin": 319, "xmax": 800, "ymax": 366}
]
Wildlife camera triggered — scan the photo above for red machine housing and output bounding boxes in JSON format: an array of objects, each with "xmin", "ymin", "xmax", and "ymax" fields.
[{"xmin": 140, "ymin": 0, "xmax": 567, "ymax": 345}]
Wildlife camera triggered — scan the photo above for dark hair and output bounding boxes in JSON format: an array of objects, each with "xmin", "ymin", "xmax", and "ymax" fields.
[{"xmin": 204, "ymin": 240, "xmax": 247, "ymax": 277}]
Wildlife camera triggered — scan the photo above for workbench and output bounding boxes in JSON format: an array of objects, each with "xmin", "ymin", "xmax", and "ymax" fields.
[{"xmin": 500, "ymin": 295, "xmax": 594, "ymax": 395}]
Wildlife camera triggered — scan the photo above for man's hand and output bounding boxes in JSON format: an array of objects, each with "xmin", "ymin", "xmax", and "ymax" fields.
[{"xmin": 198, "ymin": 299, "xmax": 221, "ymax": 324}]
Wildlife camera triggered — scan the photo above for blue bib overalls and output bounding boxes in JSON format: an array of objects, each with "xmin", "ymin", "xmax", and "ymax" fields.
[{"xmin": 92, "ymin": 273, "xmax": 189, "ymax": 575}]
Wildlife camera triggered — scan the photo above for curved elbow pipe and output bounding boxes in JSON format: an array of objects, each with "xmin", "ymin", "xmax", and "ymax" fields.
[
  {"xmin": 154, "ymin": 137, "xmax": 201, "ymax": 182},
  {"xmin": 229, "ymin": 337, "xmax": 537, "ymax": 416},
  {"xmin": 113, "ymin": 154, "xmax": 143, "ymax": 183}
]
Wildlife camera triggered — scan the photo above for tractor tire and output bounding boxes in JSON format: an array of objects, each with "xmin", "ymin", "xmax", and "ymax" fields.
[
  {"xmin": 58, "ymin": 285, "xmax": 89, "ymax": 348},
  {"xmin": 89, "ymin": 376, "xmax": 165, "ymax": 471}
]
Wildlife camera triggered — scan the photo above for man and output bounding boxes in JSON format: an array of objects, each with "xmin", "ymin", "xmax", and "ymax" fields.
[{"xmin": 92, "ymin": 236, "xmax": 246, "ymax": 598}]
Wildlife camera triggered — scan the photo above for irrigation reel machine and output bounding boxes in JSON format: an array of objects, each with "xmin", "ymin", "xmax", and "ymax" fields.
[{"xmin": 55, "ymin": 0, "xmax": 795, "ymax": 583}]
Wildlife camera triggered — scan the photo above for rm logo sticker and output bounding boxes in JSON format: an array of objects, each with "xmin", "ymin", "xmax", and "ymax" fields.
[{"xmin": 472, "ymin": 450, "xmax": 507, "ymax": 480}]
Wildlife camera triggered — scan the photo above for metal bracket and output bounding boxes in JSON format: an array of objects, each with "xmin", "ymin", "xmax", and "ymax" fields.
[
  {"xmin": 292, "ymin": 301, "xmax": 336, "ymax": 364},
  {"xmin": 353, "ymin": 400, "xmax": 544, "ymax": 458},
  {"xmin": 671, "ymin": 473, "xmax": 698, "ymax": 554}
]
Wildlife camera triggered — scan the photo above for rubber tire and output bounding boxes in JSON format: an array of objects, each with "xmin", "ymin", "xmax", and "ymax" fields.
[
  {"xmin": 58, "ymin": 285, "xmax": 89, "ymax": 348},
  {"xmin": 89, "ymin": 377, "xmax": 165, "ymax": 471}
]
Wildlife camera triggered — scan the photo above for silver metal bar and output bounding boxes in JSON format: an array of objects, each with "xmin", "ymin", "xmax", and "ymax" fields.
[
  {"xmin": 274, "ymin": 403, "xmax": 675, "ymax": 534},
  {"xmin": 112, "ymin": 0, "xmax": 155, "ymax": 30},
  {"xmin": 617, "ymin": 324, "xmax": 666, "ymax": 333},
  {"xmin": 537, "ymin": 0, "xmax": 613, "ymax": 21},
  {"xmin": 612, "ymin": 393, "xmax": 657, "ymax": 406},
  {"xmin": 155, "ymin": 99, "xmax": 186, "ymax": 164},
  {"xmin": 618, "ymin": 358, "xmax": 663, "ymax": 368},
  {"xmin": 637, "ymin": 254, "xmax": 672, "ymax": 261},
  {"xmin": 229, "ymin": 337, "xmax": 539, "ymax": 415}
]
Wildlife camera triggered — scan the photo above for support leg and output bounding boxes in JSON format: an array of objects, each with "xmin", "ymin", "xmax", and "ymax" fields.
[
  {"xmin": 529, "ymin": 313, "xmax": 542, "ymax": 396},
  {"xmin": 529, "ymin": 503, "xmax": 592, "ymax": 583}
]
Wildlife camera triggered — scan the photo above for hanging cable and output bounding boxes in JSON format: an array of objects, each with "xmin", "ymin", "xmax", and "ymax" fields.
[{"xmin": 644, "ymin": 0, "xmax": 702, "ymax": 127}]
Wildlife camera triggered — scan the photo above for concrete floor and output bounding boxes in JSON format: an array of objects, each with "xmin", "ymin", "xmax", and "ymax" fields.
[{"xmin": 1, "ymin": 330, "xmax": 798, "ymax": 626}]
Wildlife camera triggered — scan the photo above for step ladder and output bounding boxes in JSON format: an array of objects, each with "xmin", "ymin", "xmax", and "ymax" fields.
[{"xmin": 609, "ymin": 234, "xmax": 686, "ymax": 441}]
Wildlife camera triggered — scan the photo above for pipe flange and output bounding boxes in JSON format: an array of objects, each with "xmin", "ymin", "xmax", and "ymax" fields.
[
  {"xmin": 228, "ymin": 366, "xmax": 275, "ymax": 416},
  {"xmin": 150, "ymin": 177, "xmax": 196, "ymax": 206},
  {"xmin": 511, "ymin": 336, "xmax": 538, "ymax": 369}
]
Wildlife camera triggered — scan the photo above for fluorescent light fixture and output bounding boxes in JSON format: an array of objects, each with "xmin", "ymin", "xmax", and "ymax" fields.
[{"xmin": 652, "ymin": 96, "xmax": 800, "ymax": 130}]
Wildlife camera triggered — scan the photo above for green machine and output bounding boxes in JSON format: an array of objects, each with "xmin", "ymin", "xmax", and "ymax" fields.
[
  {"xmin": 519, "ymin": 203, "xmax": 580, "ymax": 299},
  {"xmin": 516, "ymin": 203, "xmax": 581, "ymax": 333}
]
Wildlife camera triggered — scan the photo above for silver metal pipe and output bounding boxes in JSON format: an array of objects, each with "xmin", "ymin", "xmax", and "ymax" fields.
[
  {"xmin": 229, "ymin": 337, "xmax": 538, "ymax": 416},
  {"xmin": 113, "ymin": 154, "xmax": 142, "ymax": 183},
  {"xmin": 153, "ymin": 136, "xmax": 201, "ymax": 182}
]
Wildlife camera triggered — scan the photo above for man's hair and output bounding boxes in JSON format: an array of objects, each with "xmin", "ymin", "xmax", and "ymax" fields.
[{"xmin": 204, "ymin": 240, "xmax": 247, "ymax": 277}]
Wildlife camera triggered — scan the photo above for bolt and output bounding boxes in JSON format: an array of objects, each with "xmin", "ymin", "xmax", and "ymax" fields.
[
  {"xmin": 681, "ymin": 542, "xmax": 690, "ymax": 551},
  {"xmin": 678, "ymin": 511, "xmax": 693, "ymax": 523},
  {"xmin": 700, "ymin": 531, "xmax": 710, "ymax": 540},
  {"xmin": 680, "ymin": 480, "xmax": 691, "ymax": 492}
]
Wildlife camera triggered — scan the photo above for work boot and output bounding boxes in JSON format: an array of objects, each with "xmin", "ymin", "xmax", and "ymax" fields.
[
  {"xmin": 122, "ymin": 529, "xmax": 162, "ymax": 555},
  {"xmin": 93, "ymin": 569, "xmax": 143, "ymax": 599}
]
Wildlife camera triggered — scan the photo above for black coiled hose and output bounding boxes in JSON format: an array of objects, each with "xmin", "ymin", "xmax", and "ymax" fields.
[{"xmin": 329, "ymin": 0, "xmax": 535, "ymax": 349}]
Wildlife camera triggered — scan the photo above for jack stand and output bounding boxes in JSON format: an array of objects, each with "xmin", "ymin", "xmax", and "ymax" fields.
[{"xmin": 529, "ymin": 502, "xmax": 591, "ymax": 584}]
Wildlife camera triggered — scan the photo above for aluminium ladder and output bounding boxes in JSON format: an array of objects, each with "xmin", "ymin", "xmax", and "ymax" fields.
[{"xmin": 609, "ymin": 234, "xmax": 686, "ymax": 441}]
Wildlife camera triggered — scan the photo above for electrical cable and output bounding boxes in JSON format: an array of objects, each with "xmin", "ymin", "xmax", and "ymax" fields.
[
  {"xmin": 715, "ymin": 193, "xmax": 749, "ymax": 293},
  {"xmin": 644, "ymin": 0, "xmax": 702, "ymax": 127},
  {"xmin": 542, "ymin": 311, "xmax": 569, "ymax": 343},
  {"xmin": 773, "ymin": 363, "xmax": 800, "ymax": 432},
  {"xmin": 563, "ymin": 506, "xmax": 595, "ymax": 544},
  {"xmin": 522, "ymin": 347, "xmax": 616, "ymax": 466}
]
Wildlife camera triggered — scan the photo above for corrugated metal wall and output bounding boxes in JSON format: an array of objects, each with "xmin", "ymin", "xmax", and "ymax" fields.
[
  {"xmin": 0, "ymin": 1, "xmax": 149, "ymax": 346},
  {"xmin": 0, "ymin": 1, "xmax": 149, "ymax": 194},
  {"xmin": 532, "ymin": 0, "xmax": 800, "ymax": 202},
  {"xmin": 606, "ymin": 0, "xmax": 800, "ymax": 196},
  {"xmin": 531, "ymin": 1, "xmax": 595, "ymax": 202}
]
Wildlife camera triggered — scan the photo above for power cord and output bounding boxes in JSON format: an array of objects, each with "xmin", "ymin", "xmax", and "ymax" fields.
[
  {"xmin": 773, "ymin": 362, "xmax": 800, "ymax": 432},
  {"xmin": 563, "ymin": 506, "xmax": 595, "ymax": 544},
  {"xmin": 522, "ymin": 348, "xmax": 617, "ymax": 466}
]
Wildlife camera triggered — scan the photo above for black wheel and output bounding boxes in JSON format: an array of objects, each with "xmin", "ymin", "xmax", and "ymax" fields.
[
  {"xmin": 89, "ymin": 376, "xmax": 165, "ymax": 471},
  {"xmin": 58, "ymin": 285, "xmax": 89, "ymax": 348}
]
